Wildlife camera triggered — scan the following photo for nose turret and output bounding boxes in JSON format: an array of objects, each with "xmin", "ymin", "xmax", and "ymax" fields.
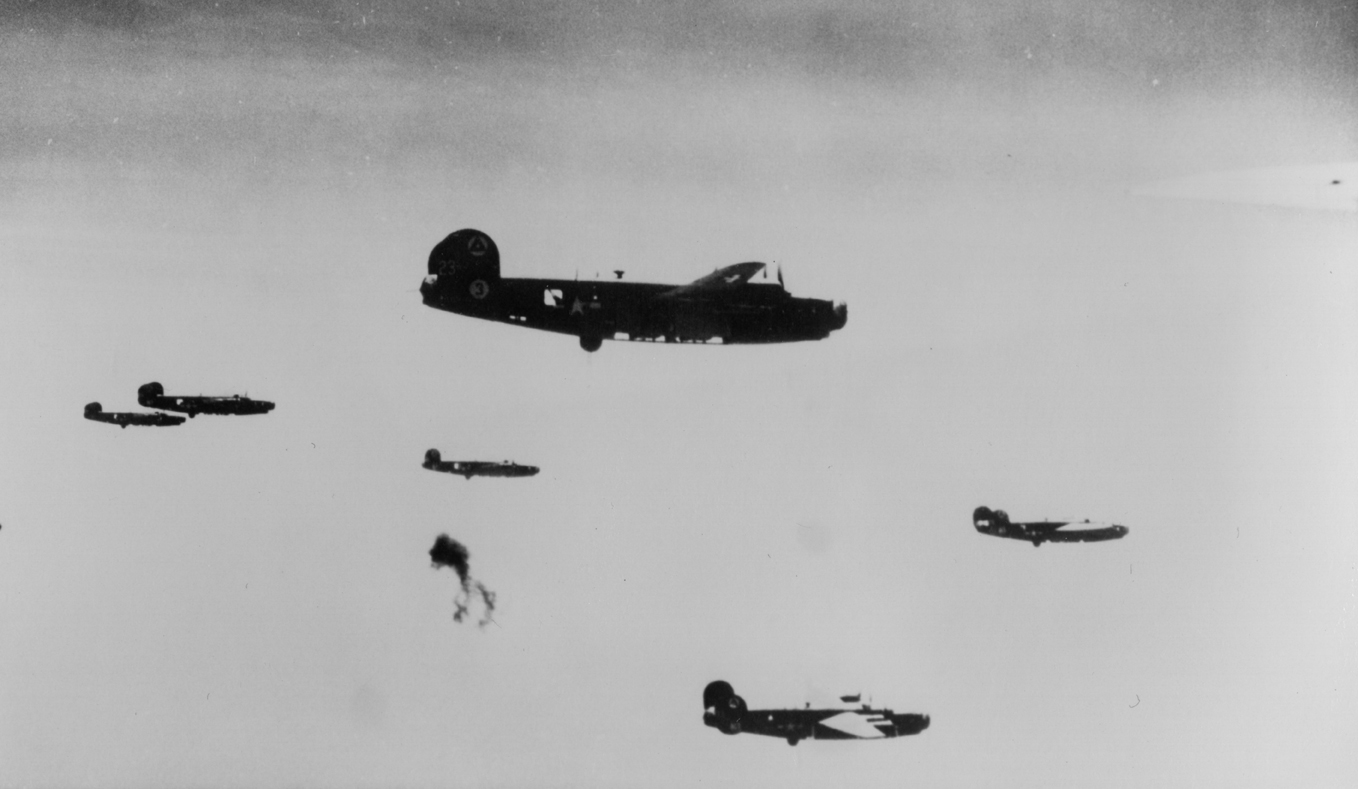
[
  {"xmin": 890, "ymin": 712, "xmax": 931, "ymax": 735},
  {"xmin": 831, "ymin": 301, "xmax": 848, "ymax": 331}
]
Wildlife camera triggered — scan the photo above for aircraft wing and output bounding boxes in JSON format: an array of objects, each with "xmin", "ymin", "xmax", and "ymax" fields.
[
  {"xmin": 659, "ymin": 262, "xmax": 767, "ymax": 299},
  {"xmin": 1046, "ymin": 520, "xmax": 1128, "ymax": 542}
]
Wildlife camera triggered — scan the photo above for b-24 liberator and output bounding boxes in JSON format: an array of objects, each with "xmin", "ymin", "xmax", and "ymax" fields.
[
  {"xmin": 423, "ymin": 449, "xmax": 539, "ymax": 479},
  {"xmin": 703, "ymin": 681, "xmax": 929, "ymax": 746},
  {"xmin": 973, "ymin": 506, "xmax": 1128, "ymax": 547},
  {"xmin": 420, "ymin": 229, "xmax": 848, "ymax": 352},
  {"xmin": 138, "ymin": 382, "xmax": 275, "ymax": 417},
  {"xmin": 84, "ymin": 402, "xmax": 185, "ymax": 429}
]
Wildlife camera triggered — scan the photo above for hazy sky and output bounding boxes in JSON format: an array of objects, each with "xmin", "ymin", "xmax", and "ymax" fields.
[{"xmin": 2, "ymin": 2, "xmax": 1356, "ymax": 788}]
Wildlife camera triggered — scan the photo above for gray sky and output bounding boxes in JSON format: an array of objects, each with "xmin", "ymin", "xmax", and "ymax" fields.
[{"xmin": 1, "ymin": 2, "xmax": 1355, "ymax": 787}]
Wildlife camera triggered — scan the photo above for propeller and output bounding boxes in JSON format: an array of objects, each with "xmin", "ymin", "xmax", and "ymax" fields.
[{"xmin": 777, "ymin": 265, "xmax": 784, "ymax": 288}]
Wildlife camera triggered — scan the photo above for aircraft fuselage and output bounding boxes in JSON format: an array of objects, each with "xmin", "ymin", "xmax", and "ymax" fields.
[
  {"xmin": 419, "ymin": 229, "xmax": 846, "ymax": 351},
  {"xmin": 138, "ymin": 383, "xmax": 275, "ymax": 417},
  {"xmin": 704, "ymin": 706, "xmax": 931, "ymax": 743},
  {"xmin": 973, "ymin": 506, "xmax": 1128, "ymax": 547},
  {"xmin": 425, "ymin": 460, "xmax": 539, "ymax": 479},
  {"xmin": 423, "ymin": 276, "xmax": 845, "ymax": 347}
]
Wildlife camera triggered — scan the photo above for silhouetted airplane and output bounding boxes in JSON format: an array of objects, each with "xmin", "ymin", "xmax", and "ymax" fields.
[
  {"xmin": 420, "ymin": 229, "xmax": 848, "ymax": 351},
  {"xmin": 137, "ymin": 382, "xmax": 275, "ymax": 417},
  {"xmin": 84, "ymin": 402, "xmax": 185, "ymax": 429},
  {"xmin": 973, "ymin": 506, "xmax": 1128, "ymax": 547},
  {"xmin": 422, "ymin": 449, "xmax": 539, "ymax": 479},
  {"xmin": 703, "ymin": 681, "xmax": 929, "ymax": 746}
]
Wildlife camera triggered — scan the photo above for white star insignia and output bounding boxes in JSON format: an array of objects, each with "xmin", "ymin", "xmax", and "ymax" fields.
[{"xmin": 570, "ymin": 298, "xmax": 585, "ymax": 315}]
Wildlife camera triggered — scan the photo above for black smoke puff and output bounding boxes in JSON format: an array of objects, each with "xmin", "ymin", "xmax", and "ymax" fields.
[{"xmin": 429, "ymin": 534, "xmax": 470, "ymax": 584}]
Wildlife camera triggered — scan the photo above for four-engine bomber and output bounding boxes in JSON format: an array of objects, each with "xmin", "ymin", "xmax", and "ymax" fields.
[
  {"xmin": 138, "ymin": 382, "xmax": 275, "ymax": 417},
  {"xmin": 84, "ymin": 402, "xmax": 186, "ymax": 429},
  {"xmin": 74, "ymin": 231, "xmax": 1137, "ymax": 751},
  {"xmin": 422, "ymin": 449, "xmax": 539, "ymax": 479},
  {"xmin": 973, "ymin": 505, "xmax": 1129, "ymax": 547},
  {"xmin": 703, "ymin": 681, "xmax": 929, "ymax": 746},
  {"xmin": 420, "ymin": 229, "xmax": 847, "ymax": 352}
]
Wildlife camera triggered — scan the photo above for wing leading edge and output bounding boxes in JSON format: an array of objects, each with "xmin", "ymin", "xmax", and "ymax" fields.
[{"xmin": 658, "ymin": 262, "xmax": 768, "ymax": 299}]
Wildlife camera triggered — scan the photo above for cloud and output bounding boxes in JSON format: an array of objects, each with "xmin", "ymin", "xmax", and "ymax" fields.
[
  {"xmin": 8, "ymin": 1, "xmax": 1354, "ymax": 81},
  {"xmin": 1133, "ymin": 161, "xmax": 1358, "ymax": 212},
  {"xmin": 5, "ymin": 0, "xmax": 182, "ymax": 31}
]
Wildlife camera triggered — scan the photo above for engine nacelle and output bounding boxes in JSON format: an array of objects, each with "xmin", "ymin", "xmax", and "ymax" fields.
[
  {"xmin": 424, "ymin": 448, "xmax": 441, "ymax": 468},
  {"xmin": 137, "ymin": 382, "xmax": 164, "ymax": 406}
]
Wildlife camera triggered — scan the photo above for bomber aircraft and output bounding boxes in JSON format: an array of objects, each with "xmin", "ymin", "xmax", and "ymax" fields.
[
  {"xmin": 84, "ymin": 402, "xmax": 185, "ymax": 429},
  {"xmin": 138, "ymin": 382, "xmax": 275, "ymax": 417},
  {"xmin": 973, "ymin": 505, "xmax": 1128, "ymax": 547},
  {"xmin": 420, "ymin": 229, "xmax": 848, "ymax": 351},
  {"xmin": 703, "ymin": 681, "xmax": 929, "ymax": 746},
  {"xmin": 423, "ymin": 449, "xmax": 539, "ymax": 479}
]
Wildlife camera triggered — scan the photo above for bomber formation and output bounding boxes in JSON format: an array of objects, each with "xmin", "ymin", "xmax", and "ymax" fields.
[
  {"xmin": 84, "ymin": 382, "xmax": 274, "ymax": 429},
  {"xmin": 79, "ymin": 227, "xmax": 1132, "ymax": 753},
  {"xmin": 413, "ymin": 229, "xmax": 1130, "ymax": 746}
]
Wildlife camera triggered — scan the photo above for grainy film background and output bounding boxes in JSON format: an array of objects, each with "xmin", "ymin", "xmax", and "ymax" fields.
[{"xmin": 1, "ymin": 2, "xmax": 1355, "ymax": 787}]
